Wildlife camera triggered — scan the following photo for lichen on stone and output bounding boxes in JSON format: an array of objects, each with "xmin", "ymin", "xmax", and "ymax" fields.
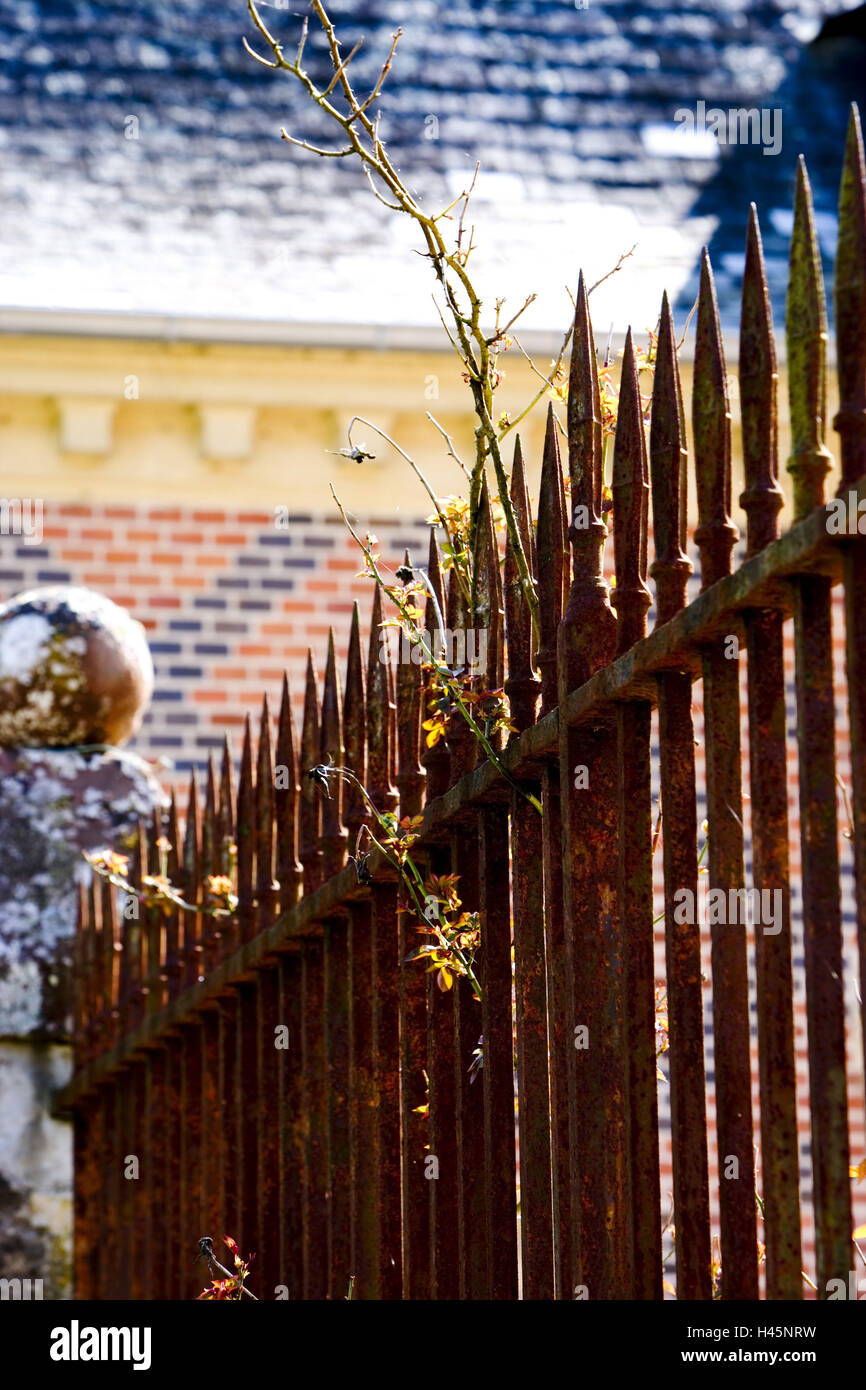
[{"xmin": 0, "ymin": 585, "xmax": 153, "ymax": 748}]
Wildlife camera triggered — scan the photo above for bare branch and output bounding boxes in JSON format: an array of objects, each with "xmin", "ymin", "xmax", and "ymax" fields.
[
  {"xmin": 511, "ymin": 334, "xmax": 560, "ymax": 388},
  {"xmin": 348, "ymin": 29, "xmax": 402, "ymax": 122},
  {"xmin": 322, "ymin": 37, "xmax": 364, "ymax": 97},
  {"xmin": 281, "ymin": 129, "xmax": 354, "ymax": 158},
  {"xmin": 486, "ymin": 293, "xmax": 536, "ymax": 345},
  {"xmin": 431, "ymin": 294, "xmax": 475, "ymax": 372},
  {"xmin": 242, "ymin": 35, "xmax": 280, "ymax": 69},
  {"xmin": 456, "ymin": 162, "xmax": 480, "ymax": 258},
  {"xmin": 312, "ymin": 0, "xmax": 363, "ymax": 112},
  {"xmin": 426, "ymin": 412, "xmax": 472, "ymax": 482},
  {"xmin": 363, "ymin": 162, "xmax": 403, "ymax": 210},
  {"xmin": 677, "ymin": 291, "xmax": 700, "ymax": 349},
  {"xmin": 296, "ymin": 15, "xmax": 309, "ymax": 67},
  {"xmin": 345, "ymin": 415, "xmax": 459, "ymax": 559},
  {"xmin": 246, "ymin": 0, "xmax": 283, "ymax": 54},
  {"xmin": 588, "ymin": 242, "xmax": 637, "ymax": 295},
  {"xmin": 499, "ymin": 313, "xmax": 574, "ymax": 442}
]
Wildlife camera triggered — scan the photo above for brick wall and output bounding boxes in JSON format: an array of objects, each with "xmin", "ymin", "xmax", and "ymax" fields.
[{"xmin": 0, "ymin": 500, "xmax": 432, "ymax": 782}]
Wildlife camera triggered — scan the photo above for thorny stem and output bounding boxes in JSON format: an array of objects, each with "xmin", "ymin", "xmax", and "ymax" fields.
[
  {"xmin": 345, "ymin": 415, "xmax": 471, "ymax": 607},
  {"xmin": 245, "ymin": 0, "xmax": 540, "ymax": 642},
  {"xmin": 331, "ymin": 484, "xmax": 543, "ymax": 814},
  {"xmin": 201, "ymin": 1248, "xmax": 259, "ymax": 1300},
  {"xmin": 315, "ymin": 763, "xmax": 483, "ymax": 998}
]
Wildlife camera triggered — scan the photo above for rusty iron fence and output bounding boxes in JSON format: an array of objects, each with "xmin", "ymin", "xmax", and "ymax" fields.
[{"xmin": 58, "ymin": 111, "xmax": 866, "ymax": 1300}]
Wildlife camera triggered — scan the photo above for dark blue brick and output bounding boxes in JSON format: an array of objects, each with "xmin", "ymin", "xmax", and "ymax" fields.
[
  {"xmin": 165, "ymin": 712, "xmax": 200, "ymax": 726},
  {"xmin": 261, "ymin": 578, "xmax": 296, "ymax": 590},
  {"xmin": 302, "ymin": 536, "xmax": 336, "ymax": 548},
  {"xmin": 193, "ymin": 597, "xmax": 227, "ymax": 609},
  {"xmin": 214, "ymin": 621, "xmax": 246, "ymax": 633},
  {"xmin": 195, "ymin": 736, "xmax": 225, "ymax": 749},
  {"xmin": 36, "ymin": 570, "xmax": 71, "ymax": 582},
  {"xmin": 239, "ymin": 555, "xmax": 270, "ymax": 567},
  {"xmin": 15, "ymin": 546, "xmax": 50, "ymax": 558},
  {"xmin": 217, "ymin": 577, "xmax": 249, "ymax": 589},
  {"xmin": 149, "ymin": 736, "xmax": 184, "ymax": 748},
  {"xmin": 281, "ymin": 557, "xmax": 315, "ymax": 570},
  {"xmin": 149, "ymin": 641, "xmax": 183, "ymax": 654},
  {"xmin": 152, "ymin": 689, "xmax": 183, "ymax": 702},
  {"xmin": 169, "ymin": 620, "xmax": 203, "ymax": 631},
  {"xmin": 169, "ymin": 665, "xmax": 203, "ymax": 678},
  {"xmin": 239, "ymin": 599, "xmax": 269, "ymax": 611},
  {"xmin": 258, "ymin": 533, "xmax": 293, "ymax": 547},
  {"xmin": 0, "ymin": 570, "xmax": 25, "ymax": 582},
  {"xmin": 194, "ymin": 643, "xmax": 229, "ymax": 655}
]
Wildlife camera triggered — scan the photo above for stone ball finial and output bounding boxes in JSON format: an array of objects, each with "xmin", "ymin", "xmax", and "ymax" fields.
[{"xmin": 0, "ymin": 586, "xmax": 153, "ymax": 747}]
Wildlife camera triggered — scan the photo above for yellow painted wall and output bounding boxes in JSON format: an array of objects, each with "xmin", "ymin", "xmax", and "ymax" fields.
[{"xmin": 0, "ymin": 331, "xmax": 842, "ymax": 531}]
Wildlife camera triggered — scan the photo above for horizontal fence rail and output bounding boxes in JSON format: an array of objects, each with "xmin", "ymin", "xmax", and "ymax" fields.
[{"xmin": 59, "ymin": 111, "xmax": 866, "ymax": 1300}]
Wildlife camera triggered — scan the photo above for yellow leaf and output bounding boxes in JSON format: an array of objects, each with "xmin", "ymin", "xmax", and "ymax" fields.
[
  {"xmin": 437, "ymin": 967, "xmax": 453, "ymax": 992},
  {"xmin": 850, "ymin": 1158, "xmax": 866, "ymax": 1182},
  {"xmin": 854, "ymin": 1224, "xmax": 866, "ymax": 1239}
]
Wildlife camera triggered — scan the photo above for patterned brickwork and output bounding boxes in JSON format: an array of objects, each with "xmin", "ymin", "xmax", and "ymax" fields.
[{"xmin": 0, "ymin": 500, "xmax": 431, "ymax": 781}]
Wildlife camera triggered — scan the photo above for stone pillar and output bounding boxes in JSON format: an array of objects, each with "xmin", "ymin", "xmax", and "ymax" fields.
[{"xmin": 0, "ymin": 586, "xmax": 166, "ymax": 1299}]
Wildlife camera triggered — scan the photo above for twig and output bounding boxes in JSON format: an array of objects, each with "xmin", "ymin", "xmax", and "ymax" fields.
[
  {"xmin": 588, "ymin": 243, "xmax": 637, "ymax": 295},
  {"xmin": 426, "ymin": 412, "xmax": 471, "ymax": 482}
]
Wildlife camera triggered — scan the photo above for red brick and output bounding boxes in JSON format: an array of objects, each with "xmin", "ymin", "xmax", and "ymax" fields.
[
  {"xmin": 212, "ymin": 668, "xmax": 248, "ymax": 681},
  {"xmin": 193, "ymin": 690, "xmax": 229, "ymax": 703},
  {"xmin": 174, "ymin": 576, "xmax": 207, "ymax": 589},
  {"xmin": 58, "ymin": 504, "xmax": 91, "ymax": 517},
  {"xmin": 261, "ymin": 623, "xmax": 296, "ymax": 635},
  {"xmin": 127, "ymin": 529, "xmax": 160, "ymax": 543},
  {"xmin": 237, "ymin": 512, "xmax": 272, "ymax": 525},
  {"xmin": 106, "ymin": 550, "xmax": 139, "ymax": 564},
  {"xmin": 82, "ymin": 573, "xmax": 118, "ymax": 586},
  {"xmin": 104, "ymin": 506, "xmax": 137, "ymax": 519},
  {"xmin": 59, "ymin": 549, "xmax": 95, "ymax": 563},
  {"xmin": 308, "ymin": 581, "xmax": 338, "ymax": 594},
  {"xmin": 191, "ymin": 511, "xmax": 226, "ymax": 523},
  {"xmin": 41, "ymin": 526, "xmax": 70, "ymax": 540},
  {"xmin": 81, "ymin": 528, "xmax": 113, "ymax": 541},
  {"xmin": 214, "ymin": 533, "xmax": 248, "ymax": 546},
  {"xmin": 149, "ymin": 508, "xmax": 183, "ymax": 521},
  {"xmin": 149, "ymin": 596, "xmax": 181, "ymax": 608},
  {"xmin": 238, "ymin": 644, "xmax": 270, "ymax": 657},
  {"xmin": 170, "ymin": 531, "xmax": 204, "ymax": 545},
  {"xmin": 126, "ymin": 574, "xmax": 161, "ymax": 586}
]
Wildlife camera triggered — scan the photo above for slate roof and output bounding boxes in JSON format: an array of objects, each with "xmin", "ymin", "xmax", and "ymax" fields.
[{"xmin": 0, "ymin": 0, "xmax": 864, "ymax": 341}]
